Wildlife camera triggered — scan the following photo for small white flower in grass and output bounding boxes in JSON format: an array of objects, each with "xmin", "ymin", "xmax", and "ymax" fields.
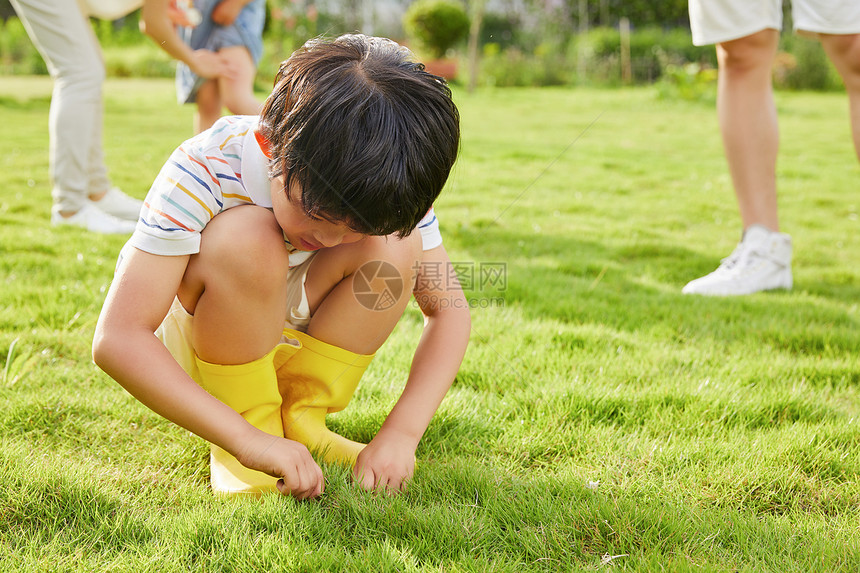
[
  {"xmin": 601, "ymin": 553, "xmax": 628, "ymax": 565},
  {"xmin": 586, "ymin": 480, "xmax": 600, "ymax": 490}
]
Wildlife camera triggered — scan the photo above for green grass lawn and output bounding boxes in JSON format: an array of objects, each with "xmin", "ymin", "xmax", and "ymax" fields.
[{"xmin": 1, "ymin": 76, "xmax": 858, "ymax": 572}]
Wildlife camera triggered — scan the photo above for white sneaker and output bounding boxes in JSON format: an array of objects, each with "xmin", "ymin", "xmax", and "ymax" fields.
[
  {"xmin": 682, "ymin": 225, "xmax": 793, "ymax": 296},
  {"xmin": 51, "ymin": 203, "xmax": 137, "ymax": 234},
  {"xmin": 89, "ymin": 187, "xmax": 143, "ymax": 221}
]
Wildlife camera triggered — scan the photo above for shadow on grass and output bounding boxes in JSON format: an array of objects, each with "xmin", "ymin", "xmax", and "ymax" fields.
[
  {"xmin": 289, "ymin": 460, "xmax": 859, "ymax": 570},
  {"xmin": 0, "ymin": 449, "xmax": 156, "ymax": 556},
  {"xmin": 1, "ymin": 448, "xmax": 856, "ymax": 570},
  {"xmin": 449, "ymin": 224, "xmax": 860, "ymax": 357}
]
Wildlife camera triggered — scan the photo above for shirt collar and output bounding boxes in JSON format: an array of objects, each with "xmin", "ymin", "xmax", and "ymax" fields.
[{"xmin": 240, "ymin": 118, "xmax": 272, "ymax": 207}]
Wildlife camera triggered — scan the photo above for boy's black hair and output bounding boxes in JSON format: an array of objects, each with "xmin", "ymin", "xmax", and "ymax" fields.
[{"xmin": 258, "ymin": 34, "xmax": 460, "ymax": 237}]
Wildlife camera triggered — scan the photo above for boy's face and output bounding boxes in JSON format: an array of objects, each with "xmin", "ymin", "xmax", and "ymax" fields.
[{"xmin": 271, "ymin": 177, "xmax": 365, "ymax": 251}]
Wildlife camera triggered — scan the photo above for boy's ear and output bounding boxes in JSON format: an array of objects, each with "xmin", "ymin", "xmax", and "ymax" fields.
[{"xmin": 254, "ymin": 130, "xmax": 272, "ymax": 159}]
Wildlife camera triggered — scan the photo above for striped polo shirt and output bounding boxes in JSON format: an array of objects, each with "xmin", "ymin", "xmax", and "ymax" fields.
[{"xmin": 129, "ymin": 115, "xmax": 442, "ymax": 263}]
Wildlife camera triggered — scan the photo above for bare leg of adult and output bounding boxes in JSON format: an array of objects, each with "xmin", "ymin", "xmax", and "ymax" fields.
[
  {"xmin": 194, "ymin": 79, "xmax": 223, "ymax": 134},
  {"xmin": 717, "ymin": 29, "xmax": 781, "ymax": 232},
  {"xmin": 819, "ymin": 33, "xmax": 860, "ymax": 162},
  {"xmin": 683, "ymin": 29, "xmax": 792, "ymax": 295},
  {"xmin": 217, "ymin": 46, "xmax": 263, "ymax": 117}
]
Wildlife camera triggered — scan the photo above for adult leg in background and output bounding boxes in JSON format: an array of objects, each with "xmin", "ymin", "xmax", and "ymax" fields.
[
  {"xmin": 194, "ymin": 79, "xmax": 223, "ymax": 134},
  {"xmin": 217, "ymin": 45, "xmax": 263, "ymax": 118},
  {"xmin": 683, "ymin": 27, "xmax": 793, "ymax": 295},
  {"xmin": 716, "ymin": 28, "xmax": 781, "ymax": 232},
  {"xmin": 818, "ymin": 33, "xmax": 860, "ymax": 162},
  {"xmin": 10, "ymin": 0, "xmax": 106, "ymax": 215}
]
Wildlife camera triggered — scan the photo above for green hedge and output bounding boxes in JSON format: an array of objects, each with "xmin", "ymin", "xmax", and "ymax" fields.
[
  {"xmin": 0, "ymin": 10, "xmax": 845, "ymax": 92},
  {"xmin": 476, "ymin": 25, "xmax": 843, "ymax": 92},
  {"xmin": 575, "ymin": 26, "xmax": 716, "ymax": 85},
  {"xmin": 0, "ymin": 16, "xmax": 48, "ymax": 75},
  {"xmin": 773, "ymin": 33, "xmax": 843, "ymax": 92},
  {"xmin": 587, "ymin": 0, "xmax": 689, "ymax": 28},
  {"xmin": 478, "ymin": 26, "xmax": 715, "ymax": 88}
]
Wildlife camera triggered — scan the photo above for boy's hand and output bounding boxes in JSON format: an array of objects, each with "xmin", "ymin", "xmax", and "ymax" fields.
[
  {"xmin": 352, "ymin": 430, "xmax": 417, "ymax": 494},
  {"xmin": 237, "ymin": 432, "xmax": 324, "ymax": 500},
  {"xmin": 211, "ymin": 0, "xmax": 245, "ymax": 26}
]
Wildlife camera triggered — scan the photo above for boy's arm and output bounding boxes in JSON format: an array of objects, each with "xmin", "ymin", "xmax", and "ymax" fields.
[
  {"xmin": 140, "ymin": 0, "xmax": 237, "ymax": 79},
  {"xmin": 92, "ymin": 247, "xmax": 323, "ymax": 499},
  {"xmin": 353, "ymin": 244, "xmax": 471, "ymax": 492}
]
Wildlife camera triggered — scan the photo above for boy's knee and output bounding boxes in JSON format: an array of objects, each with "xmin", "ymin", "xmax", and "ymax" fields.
[
  {"xmin": 350, "ymin": 234, "xmax": 423, "ymax": 309},
  {"xmin": 356, "ymin": 232, "xmax": 423, "ymax": 282},
  {"xmin": 308, "ymin": 232, "xmax": 422, "ymax": 308},
  {"xmin": 199, "ymin": 206, "xmax": 289, "ymax": 285}
]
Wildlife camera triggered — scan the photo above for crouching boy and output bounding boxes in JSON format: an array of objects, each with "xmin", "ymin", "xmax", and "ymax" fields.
[{"xmin": 92, "ymin": 34, "xmax": 470, "ymax": 499}]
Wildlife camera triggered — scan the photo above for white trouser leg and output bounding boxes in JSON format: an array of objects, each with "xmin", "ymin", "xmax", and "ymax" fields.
[{"xmin": 10, "ymin": 0, "xmax": 108, "ymax": 213}]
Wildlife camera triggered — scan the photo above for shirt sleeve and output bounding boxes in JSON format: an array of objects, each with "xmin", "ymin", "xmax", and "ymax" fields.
[
  {"xmin": 127, "ymin": 144, "xmax": 218, "ymax": 255},
  {"xmin": 417, "ymin": 207, "xmax": 443, "ymax": 250},
  {"xmin": 128, "ymin": 119, "xmax": 253, "ymax": 256}
]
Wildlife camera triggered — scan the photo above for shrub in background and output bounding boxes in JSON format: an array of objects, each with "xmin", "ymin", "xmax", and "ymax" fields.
[
  {"xmin": 584, "ymin": 0, "xmax": 689, "ymax": 28},
  {"xmin": 479, "ymin": 43, "xmax": 574, "ymax": 87},
  {"xmin": 773, "ymin": 34, "xmax": 842, "ymax": 91},
  {"xmin": 574, "ymin": 26, "xmax": 715, "ymax": 85},
  {"xmin": 655, "ymin": 58, "xmax": 717, "ymax": 103},
  {"xmin": 403, "ymin": 0, "xmax": 469, "ymax": 60},
  {"xmin": 0, "ymin": 16, "xmax": 47, "ymax": 75},
  {"xmin": 0, "ymin": 7, "xmax": 847, "ymax": 94},
  {"xmin": 479, "ymin": 11, "xmax": 521, "ymax": 50},
  {"xmin": 92, "ymin": 11, "xmax": 144, "ymax": 46}
]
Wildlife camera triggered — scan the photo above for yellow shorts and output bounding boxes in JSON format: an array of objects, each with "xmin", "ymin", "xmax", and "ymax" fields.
[{"xmin": 155, "ymin": 253, "xmax": 317, "ymax": 382}]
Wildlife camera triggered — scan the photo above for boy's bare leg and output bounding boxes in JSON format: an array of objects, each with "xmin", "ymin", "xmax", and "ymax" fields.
[
  {"xmin": 716, "ymin": 29, "xmax": 780, "ymax": 231},
  {"xmin": 194, "ymin": 79, "xmax": 222, "ymax": 134},
  {"xmin": 304, "ymin": 233, "xmax": 423, "ymax": 355},
  {"xmin": 177, "ymin": 205, "xmax": 290, "ymax": 365},
  {"xmin": 819, "ymin": 33, "xmax": 860, "ymax": 162},
  {"xmin": 217, "ymin": 46, "xmax": 263, "ymax": 117},
  {"xmin": 175, "ymin": 205, "xmax": 421, "ymax": 363}
]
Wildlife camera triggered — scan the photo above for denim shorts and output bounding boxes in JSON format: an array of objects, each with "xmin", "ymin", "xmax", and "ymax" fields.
[{"xmin": 176, "ymin": 0, "xmax": 266, "ymax": 103}]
